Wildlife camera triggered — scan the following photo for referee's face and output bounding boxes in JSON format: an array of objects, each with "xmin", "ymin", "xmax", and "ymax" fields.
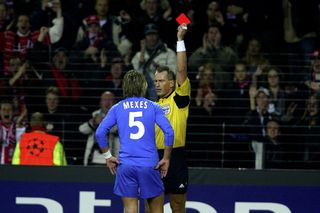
[{"xmin": 154, "ymin": 71, "xmax": 174, "ymax": 98}]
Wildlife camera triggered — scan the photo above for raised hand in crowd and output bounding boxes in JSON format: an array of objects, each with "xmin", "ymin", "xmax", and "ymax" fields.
[
  {"xmin": 37, "ymin": 26, "xmax": 49, "ymax": 42},
  {"xmin": 100, "ymin": 48, "xmax": 108, "ymax": 68},
  {"xmin": 119, "ymin": 10, "xmax": 131, "ymax": 23}
]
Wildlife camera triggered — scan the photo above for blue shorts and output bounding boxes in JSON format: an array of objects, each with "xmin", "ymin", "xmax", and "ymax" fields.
[{"xmin": 114, "ymin": 164, "xmax": 164, "ymax": 199}]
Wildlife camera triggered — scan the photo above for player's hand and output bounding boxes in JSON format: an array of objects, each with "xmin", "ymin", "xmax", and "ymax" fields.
[
  {"xmin": 155, "ymin": 158, "xmax": 170, "ymax": 178},
  {"xmin": 106, "ymin": 157, "xmax": 120, "ymax": 175}
]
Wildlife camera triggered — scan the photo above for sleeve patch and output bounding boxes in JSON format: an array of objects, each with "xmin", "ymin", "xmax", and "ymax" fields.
[{"xmin": 174, "ymin": 94, "xmax": 190, "ymax": 108}]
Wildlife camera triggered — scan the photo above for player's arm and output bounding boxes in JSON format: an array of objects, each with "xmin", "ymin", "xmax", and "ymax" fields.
[
  {"xmin": 100, "ymin": 147, "xmax": 119, "ymax": 175},
  {"xmin": 176, "ymin": 23, "xmax": 188, "ymax": 86},
  {"xmin": 96, "ymin": 107, "xmax": 116, "ymax": 149},
  {"xmin": 95, "ymin": 107, "xmax": 120, "ymax": 174}
]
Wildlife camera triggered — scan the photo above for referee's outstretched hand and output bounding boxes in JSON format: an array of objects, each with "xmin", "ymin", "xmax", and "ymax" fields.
[
  {"xmin": 177, "ymin": 23, "xmax": 187, "ymax": 41},
  {"xmin": 155, "ymin": 158, "xmax": 170, "ymax": 178},
  {"xmin": 106, "ymin": 157, "xmax": 120, "ymax": 175}
]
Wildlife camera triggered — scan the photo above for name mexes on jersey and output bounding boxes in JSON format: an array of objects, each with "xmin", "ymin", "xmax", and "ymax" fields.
[{"xmin": 123, "ymin": 101, "xmax": 148, "ymax": 109}]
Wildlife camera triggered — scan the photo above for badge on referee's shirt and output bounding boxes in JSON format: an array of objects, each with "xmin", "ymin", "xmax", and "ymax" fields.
[{"xmin": 161, "ymin": 104, "xmax": 171, "ymax": 115}]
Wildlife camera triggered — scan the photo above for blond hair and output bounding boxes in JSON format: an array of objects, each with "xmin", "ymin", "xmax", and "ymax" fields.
[{"xmin": 123, "ymin": 70, "xmax": 148, "ymax": 98}]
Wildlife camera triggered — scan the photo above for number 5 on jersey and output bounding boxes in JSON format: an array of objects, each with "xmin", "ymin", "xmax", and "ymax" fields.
[{"xmin": 129, "ymin": 111, "xmax": 145, "ymax": 140}]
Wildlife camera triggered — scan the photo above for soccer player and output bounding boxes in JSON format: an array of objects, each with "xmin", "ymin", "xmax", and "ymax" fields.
[
  {"xmin": 154, "ymin": 23, "xmax": 190, "ymax": 213},
  {"xmin": 96, "ymin": 70, "xmax": 174, "ymax": 213}
]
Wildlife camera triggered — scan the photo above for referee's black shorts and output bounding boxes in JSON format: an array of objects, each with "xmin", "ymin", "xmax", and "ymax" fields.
[{"xmin": 158, "ymin": 147, "xmax": 188, "ymax": 194}]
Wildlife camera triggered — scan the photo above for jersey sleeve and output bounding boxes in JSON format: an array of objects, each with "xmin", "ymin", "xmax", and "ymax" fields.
[
  {"xmin": 154, "ymin": 103, "xmax": 174, "ymax": 147},
  {"xmin": 175, "ymin": 77, "xmax": 191, "ymax": 97},
  {"xmin": 96, "ymin": 106, "xmax": 117, "ymax": 149}
]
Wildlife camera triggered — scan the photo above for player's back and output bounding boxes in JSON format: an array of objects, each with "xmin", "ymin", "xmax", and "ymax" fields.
[{"xmin": 113, "ymin": 97, "xmax": 162, "ymax": 167}]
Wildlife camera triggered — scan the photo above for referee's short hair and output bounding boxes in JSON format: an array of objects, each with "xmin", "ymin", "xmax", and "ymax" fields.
[{"xmin": 155, "ymin": 66, "xmax": 175, "ymax": 81}]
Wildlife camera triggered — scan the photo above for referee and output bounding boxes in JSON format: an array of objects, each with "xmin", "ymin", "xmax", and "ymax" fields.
[{"xmin": 153, "ymin": 23, "xmax": 190, "ymax": 213}]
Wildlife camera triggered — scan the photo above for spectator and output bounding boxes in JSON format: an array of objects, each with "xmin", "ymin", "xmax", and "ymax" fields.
[
  {"xmin": 194, "ymin": 63, "xmax": 217, "ymax": 107},
  {"xmin": 244, "ymin": 87, "xmax": 276, "ymax": 143},
  {"xmin": 30, "ymin": 0, "xmax": 74, "ymax": 49},
  {"xmin": 236, "ymin": 87, "xmax": 276, "ymax": 168},
  {"xmin": 188, "ymin": 24, "xmax": 238, "ymax": 89},
  {"xmin": 251, "ymin": 66, "xmax": 288, "ymax": 117},
  {"xmin": 293, "ymin": 94, "xmax": 320, "ymax": 169},
  {"xmin": 40, "ymin": 47, "xmax": 84, "ymax": 114},
  {"xmin": 265, "ymin": 67, "xmax": 288, "ymax": 117},
  {"xmin": 0, "ymin": 11, "xmax": 63, "ymax": 75},
  {"xmin": 76, "ymin": 0, "xmax": 111, "ymax": 42},
  {"xmin": 133, "ymin": 0, "xmax": 175, "ymax": 49},
  {"xmin": 242, "ymin": 38, "xmax": 270, "ymax": 76},
  {"xmin": 79, "ymin": 91, "xmax": 119, "ymax": 166},
  {"xmin": 263, "ymin": 119, "xmax": 287, "ymax": 169},
  {"xmin": 204, "ymin": 1, "xmax": 224, "ymax": 28},
  {"xmin": 0, "ymin": 100, "xmax": 26, "ymax": 164},
  {"xmin": 189, "ymin": 0, "xmax": 237, "ymax": 50},
  {"xmin": 225, "ymin": 60, "xmax": 251, "ymax": 127},
  {"xmin": 131, "ymin": 23, "xmax": 176, "ymax": 100},
  {"xmin": 7, "ymin": 57, "xmax": 43, "ymax": 120},
  {"xmin": 76, "ymin": 0, "xmax": 133, "ymax": 60},
  {"xmin": 12, "ymin": 112, "xmax": 67, "ymax": 166},
  {"xmin": 73, "ymin": 14, "xmax": 117, "ymax": 64},
  {"xmin": 0, "ymin": 2, "xmax": 13, "ymax": 32},
  {"xmin": 303, "ymin": 50, "xmax": 320, "ymax": 94},
  {"xmin": 222, "ymin": 60, "xmax": 252, "ymax": 168},
  {"xmin": 283, "ymin": 0, "xmax": 319, "ymax": 84},
  {"xmin": 39, "ymin": 87, "xmax": 68, "ymax": 141},
  {"xmin": 131, "ymin": 23, "xmax": 176, "ymax": 76},
  {"xmin": 38, "ymin": 86, "xmax": 83, "ymax": 165}
]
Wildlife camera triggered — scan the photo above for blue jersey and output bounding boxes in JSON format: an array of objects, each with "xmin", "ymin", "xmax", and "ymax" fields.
[{"xmin": 96, "ymin": 97, "xmax": 174, "ymax": 167}]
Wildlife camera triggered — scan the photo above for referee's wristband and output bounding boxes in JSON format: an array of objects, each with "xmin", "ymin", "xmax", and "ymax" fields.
[
  {"xmin": 102, "ymin": 150, "xmax": 112, "ymax": 159},
  {"xmin": 176, "ymin": 40, "xmax": 186, "ymax": 52}
]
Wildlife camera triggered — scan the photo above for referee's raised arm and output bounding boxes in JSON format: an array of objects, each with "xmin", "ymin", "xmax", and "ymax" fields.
[{"xmin": 176, "ymin": 24, "xmax": 188, "ymax": 86}]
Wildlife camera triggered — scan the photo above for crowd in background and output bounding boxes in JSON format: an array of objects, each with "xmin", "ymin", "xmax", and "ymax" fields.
[{"xmin": 0, "ymin": 0, "xmax": 320, "ymax": 169}]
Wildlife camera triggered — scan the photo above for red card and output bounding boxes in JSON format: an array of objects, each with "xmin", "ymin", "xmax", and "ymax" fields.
[{"xmin": 175, "ymin": 13, "xmax": 190, "ymax": 25}]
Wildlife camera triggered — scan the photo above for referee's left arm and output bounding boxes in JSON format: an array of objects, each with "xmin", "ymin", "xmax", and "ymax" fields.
[{"xmin": 176, "ymin": 24, "xmax": 188, "ymax": 86}]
